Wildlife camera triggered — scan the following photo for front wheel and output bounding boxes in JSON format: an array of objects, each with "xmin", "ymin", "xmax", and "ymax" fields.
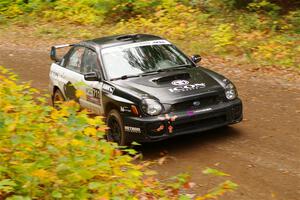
[{"xmin": 106, "ymin": 109, "xmax": 129, "ymax": 146}]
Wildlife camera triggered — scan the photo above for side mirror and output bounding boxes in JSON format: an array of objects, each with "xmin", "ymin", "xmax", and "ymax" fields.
[
  {"xmin": 50, "ymin": 46, "xmax": 60, "ymax": 62},
  {"xmin": 84, "ymin": 72, "xmax": 99, "ymax": 81},
  {"xmin": 50, "ymin": 44, "xmax": 71, "ymax": 62},
  {"xmin": 191, "ymin": 55, "xmax": 202, "ymax": 63}
]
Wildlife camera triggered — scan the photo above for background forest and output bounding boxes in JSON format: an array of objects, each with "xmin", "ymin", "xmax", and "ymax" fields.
[{"xmin": 0, "ymin": 0, "xmax": 299, "ymax": 69}]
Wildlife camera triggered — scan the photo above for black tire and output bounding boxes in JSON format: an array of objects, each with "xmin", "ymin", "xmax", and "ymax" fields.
[
  {"xmin": 53, "ymin": 89, "xmax": 65, "ymax": 109},
  {"xmin": 106, "ymin": 109, "xmax": 129, "ymax": 146}
]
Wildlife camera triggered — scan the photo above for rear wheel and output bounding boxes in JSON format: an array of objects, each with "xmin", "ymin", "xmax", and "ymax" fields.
[
  {"xmin": 106, "ymin": 109, "xmax": 129, "ymax": 146},
  {"xmin": 53, "ymin": 89, "xmax": 65, "ymax": 109}
]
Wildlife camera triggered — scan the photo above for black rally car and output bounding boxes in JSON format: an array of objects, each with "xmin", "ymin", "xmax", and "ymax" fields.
[{"xmin": 49, "ymin": 34, "xmax": 243, "ymax": 145}]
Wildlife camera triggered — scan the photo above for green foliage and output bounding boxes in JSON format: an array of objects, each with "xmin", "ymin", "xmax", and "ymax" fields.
[
  {"xmin": 0, "ymin": 67, "xmax": 238, "ymax": 199},
  {"xmin": 211, "ymin": 24, "xmax": 236, "ymax": 52},
  {"xmin": 248, "ymin": 0, "xmax": 281, "ymax": 17},
  {"xmin": 285, "ymin": 10, "xmax": 300, "ymax": 33},
  {"xmin": 106, "ymin": 3, "xmax": 299, "ymax": 69}
]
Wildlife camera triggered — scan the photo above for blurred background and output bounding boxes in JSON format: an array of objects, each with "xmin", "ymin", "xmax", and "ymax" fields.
[
  {"xmin": 0, "ymin": 0, "xmax": 299, "ymax": 69},
  {"xmin": 1, "ymin": 1, "xmax": 300, "ymax": 200}
]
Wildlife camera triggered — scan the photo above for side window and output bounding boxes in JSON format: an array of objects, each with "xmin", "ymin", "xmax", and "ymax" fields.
[
  {"xmin": 81, "ymin": 49, "xmax": 100, "ymax": 74},
  {"xmin": 65, "ymin": 47, "xmax": 85, "ymax": 73}
]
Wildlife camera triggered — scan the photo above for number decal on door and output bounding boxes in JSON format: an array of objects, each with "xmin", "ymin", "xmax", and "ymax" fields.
[{"xmin": 86, "ymin": 88, "xmax": 101, "ymax": 105}]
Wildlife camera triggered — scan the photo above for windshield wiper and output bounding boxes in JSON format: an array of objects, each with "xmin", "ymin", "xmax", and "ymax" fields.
[
  {"xmin": 140, "ymin": 71, "xmax": 161, "ymax": 76},
  {"xmin": 143, "ymin": 64, "xmax": 193, "ymax": 74},
  {"xmin": 171, "ymin": 64, "xmax": 194, "ymax": 70},
  {"xmin": 110, "ymin": 74, "xmax": 140, "ymax": 81}
]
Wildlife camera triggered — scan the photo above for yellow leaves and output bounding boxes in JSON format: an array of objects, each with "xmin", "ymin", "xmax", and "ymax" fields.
[
  {"xmin": 212, "ymin": 24, "xmax": 235, "ymax": 50},
  {"xmin": 75, "ymin": 89, "xmax": 85, "ymax": 98},
  {"xmin": 51, "ymin": 108, "xmax": 69, "ymax": 119},
  {"xmin": 31, "ymin": 169, "xmax": 50, "ymax": 178},
  {"xmin": 7, "ymin": 123, "xmax": 16, "ymax": 132},
  {"xmin": 3, "ymin": 105, "xmax": 14, "ymax": 113},
  {"xmin": 50, "ymin": 101, "xmax": 79, "ymax": 120},
  {"xmin": 70, "ymin": 139, "xmax": 85, "ymax": 147},
  {"xmin": 87, "ymin": 116, "xmax": 104, "ymax": 126},
  {"xmin": 202, "ymin": 168, "xmax": 230, "ymax": 177},
  {"xmin": 31, "ymin": 169, "xmax": 58, "ymax": 182},
  {"xmin": 84, "ymin": 127, "xmax": 97, "ymax": 136},
  {"xmin": 63, "ymin": 100, "xmax": 77, "ymax": 107},
  {"xmin": 84, "ymin": 159, "xmax": 97, "ymax": 166},
  {"xmin": 0, "ymin": 65, "xmax": 240, "ymax": 199}
]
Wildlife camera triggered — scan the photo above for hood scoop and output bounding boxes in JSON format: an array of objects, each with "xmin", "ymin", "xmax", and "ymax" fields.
[{"xmin": 151, "ymin": 72, "xmax": 190, "ymax": 84}]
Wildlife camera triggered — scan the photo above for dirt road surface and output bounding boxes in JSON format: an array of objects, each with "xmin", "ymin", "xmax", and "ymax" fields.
[{"xmin": 1, "ymin": 44, "xmax": 300, "ymax": 200}]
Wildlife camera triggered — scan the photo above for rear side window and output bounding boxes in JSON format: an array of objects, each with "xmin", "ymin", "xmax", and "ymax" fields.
[
  {"xmin": 82, "ymin": 49, "xmax": 100, "ymax": 74},
  {"xmin": 65, "ymin": 47, "xmax": 85, "ymax": 73}
]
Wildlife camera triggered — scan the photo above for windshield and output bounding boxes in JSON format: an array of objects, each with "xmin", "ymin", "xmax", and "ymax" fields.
[{"xmin": 101, "ymin": 40, "xmax": 193, "ymax": 79}]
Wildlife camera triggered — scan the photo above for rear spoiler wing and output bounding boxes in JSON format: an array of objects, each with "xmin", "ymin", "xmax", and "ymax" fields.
[{"xmin": 50, "ymin": 44, "xmax": 72, "ymax": 62}]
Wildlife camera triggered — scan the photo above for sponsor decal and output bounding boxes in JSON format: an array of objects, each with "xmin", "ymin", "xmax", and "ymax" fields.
[
  {"xmin": 50, "ymin": 70, "xmax": 68, "ymax": 84},
  {"xmin": 168, "ymin": 83, "xmax": 206, "ymax": 93},
  {"xmin": 102, "ymin": 40, "xmax": 171, "ymax": 54},
  {"xmin": 86, "ymin": 88, "xmax": 101, "ymax": 105},
  {"xmin": 171, "ymin": 80, "xmax": 189, "ymax": 86},
  {"xmin": 102, "ymin": 84, "xmax": 115, "ymax": 94},
  {"xmin": 120, "ymin": 106, "xmax": 131, "ymax": 113},
  {"xmin": 124, "ymin": 126, "xmax": 141, "ymax": 133}
]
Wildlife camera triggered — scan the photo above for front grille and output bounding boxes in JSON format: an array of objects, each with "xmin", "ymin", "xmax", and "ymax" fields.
[
  {"xmin": 171, "ymin": 95, "xmax": 222, "ymax": 112},
  {"xmin": 173, "ymin": 115, "xmax": 227, "ymax": 133}
]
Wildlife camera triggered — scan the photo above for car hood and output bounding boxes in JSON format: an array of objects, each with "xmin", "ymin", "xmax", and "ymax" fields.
[{"xmin": 112, "ymin": 67, "xmax": 224, "ymax": 104}]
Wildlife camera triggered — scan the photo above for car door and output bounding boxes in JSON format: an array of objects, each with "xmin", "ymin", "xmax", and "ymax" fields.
[
  {"xmin": 63, "ymin": 46, "xmax": 86, "ymax": 103},
  {"xmin": 80, "ymin": 48, "xmax": 103, "ymax": 115}
]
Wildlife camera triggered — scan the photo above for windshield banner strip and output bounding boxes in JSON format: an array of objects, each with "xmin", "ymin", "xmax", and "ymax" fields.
[{"xmin": 102, "ymin": 40, "xmax": 171, "ymax": 53}]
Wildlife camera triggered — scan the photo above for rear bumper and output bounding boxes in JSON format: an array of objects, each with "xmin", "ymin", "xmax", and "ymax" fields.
[{"xmin": 123, "ymin": 98, "xmax": 243, "ymax": 143}]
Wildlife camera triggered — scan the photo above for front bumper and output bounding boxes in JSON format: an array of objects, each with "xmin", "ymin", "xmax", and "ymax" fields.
[{"xmin": 123, "ymin": 98, "xmax": 243, "ymax": 143}]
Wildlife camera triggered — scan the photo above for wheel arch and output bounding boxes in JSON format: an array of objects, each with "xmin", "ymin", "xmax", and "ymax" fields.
[
  {"xmin": 104, "ymin": 102, "xmax": 119, "ymax": 117},
  {"xmin": 52, "ymin": 85, "xmax": 66, "ymax": 103}
]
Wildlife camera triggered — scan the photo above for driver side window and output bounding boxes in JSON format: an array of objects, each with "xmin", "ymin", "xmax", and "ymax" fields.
[
  {"xmin": 65, "ymin": 47, "xmax": 85, "ymax": 73},
  {"xmin": 81, "ymin": 48, "xmax": 100, "ymax": 75}
]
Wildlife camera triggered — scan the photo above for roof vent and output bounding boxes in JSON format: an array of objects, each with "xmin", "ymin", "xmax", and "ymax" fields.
[{"xmin": 116, "ymin": 34, "xmax": 140, "ymax": 41}]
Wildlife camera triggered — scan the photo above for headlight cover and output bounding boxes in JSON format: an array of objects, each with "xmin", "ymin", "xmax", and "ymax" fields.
[
  {"xmin": 141, "ymin": 98, "xmax": 163, "ymax": 116},
  {"xmin": 225, "ymin": 83, "xmax": 237, "ymax": 100}
]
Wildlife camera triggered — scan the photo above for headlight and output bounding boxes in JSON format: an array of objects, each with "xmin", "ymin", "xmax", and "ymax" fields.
[
  {"xmin": 225, "ymin": 83, "xmax": 237, "ymax": 100},
  {"xmin": 141, "ymin": 98, "xmax": 163, "ymax": 116}
]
